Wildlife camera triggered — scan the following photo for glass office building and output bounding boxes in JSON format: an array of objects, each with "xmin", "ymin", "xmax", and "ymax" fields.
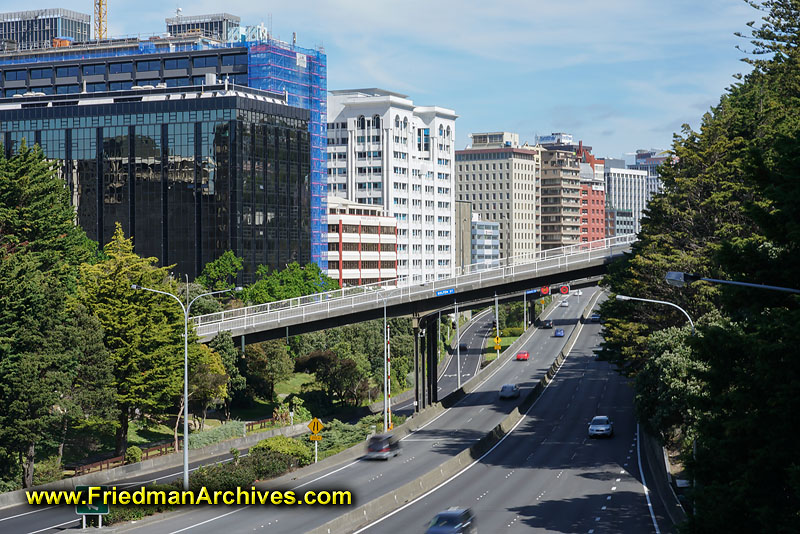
[
  {"xmin": 0, "ymin": 85, "xmax": 310, "ymax": 284},
  {"xmin": 0, "ymin": 9, "xmax": 91, "ymax": 51},
  {"xmin": 0, "ymin": 30, "xmax": 328, "ymax": 269}
]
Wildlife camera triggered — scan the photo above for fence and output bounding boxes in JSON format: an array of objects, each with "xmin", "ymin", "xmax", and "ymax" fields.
[{"xmin": 73, "ymin": 440, "xmax": 182, "ymax": 477}]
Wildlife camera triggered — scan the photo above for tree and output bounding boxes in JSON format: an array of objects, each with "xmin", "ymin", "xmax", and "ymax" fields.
[
  {"xmin": 241, "ymin": 262, "xmax": 339, "ymax": 305},
  {"xmin": 244, "ymin": 341, "xmax": 294, "ymax": 402},
  {"xmin": 208, "ymin": 332, "xmax": 246, "ymax": 420},
  {"xmin": 196, "ymin": 250, "xmax": 243, "ymax": 291},
  {"xmin": 77, "ymin": 224, "xmax": 184, "ymax": 456},
  {"xmin": 188, "ymin": 345, "xmax": 228, "ymax": 432}
]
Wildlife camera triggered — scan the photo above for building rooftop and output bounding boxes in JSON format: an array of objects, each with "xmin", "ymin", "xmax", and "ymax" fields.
[
  {"xmin": 166, "ymin": 13, "xmax": 241, "ymax": 24},
  {"xmin": 329, "ymin": 88, "xmax": 409, "ymax": 99},
  {"xmin": 0, "ymin": 8, "xmax": 90, "ymax": 22}
]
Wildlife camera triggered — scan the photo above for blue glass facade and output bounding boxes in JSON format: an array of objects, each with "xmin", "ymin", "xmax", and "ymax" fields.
[{"xmin": 0, "ymin": 34, "xmax": 327, "ymax": 269}]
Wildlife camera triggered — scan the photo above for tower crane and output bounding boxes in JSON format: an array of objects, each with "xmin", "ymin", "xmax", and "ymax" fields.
[{"xmin": 94, "ymin": 0, "xmax": 107, "ymax": 41}]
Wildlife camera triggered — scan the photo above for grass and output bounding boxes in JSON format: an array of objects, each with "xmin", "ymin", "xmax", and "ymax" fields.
[
  {"xmin": 483, "ymin": 334, "xmax": 521, "ymax": 363},
  {"xmin": 275, "ymin": 372, "xmax": 314, "ymax": 397}
]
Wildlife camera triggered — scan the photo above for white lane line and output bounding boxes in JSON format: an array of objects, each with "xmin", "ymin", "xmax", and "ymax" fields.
[
  {"xmin": 353, "ymin": 308, "xmax": 590, "ymax": 534},
  {"xmin": 24, "ymin": 519, "xmax": 79, "ymax": 534},
  {"xmin": 637, "ymin": 423, "xmax": 662, "ymax": 534},
  {"xmin": 167, "ymin": 508, "xmax": 243, "ymax": 534},
  {"xmin": 0, "ymin": 506, "xmax": 56, "ymax": 522}
]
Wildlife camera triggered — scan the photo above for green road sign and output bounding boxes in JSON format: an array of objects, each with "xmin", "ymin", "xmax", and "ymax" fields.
[{"xmin": 75, "ymin": 485, "xmax": 110, "ymax": 515}]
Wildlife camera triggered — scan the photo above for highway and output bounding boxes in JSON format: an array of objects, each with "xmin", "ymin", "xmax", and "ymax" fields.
[
  {"xmin": 117, "ymin": 291, "xmax": 594, "ymax": 534},
  {"xmin": 0, "ymin": 292, "xmax": 588, "ymax": 534},
  {"xmin": 357, "ymin": 316, "xmax": 658, "ymax": 533}
]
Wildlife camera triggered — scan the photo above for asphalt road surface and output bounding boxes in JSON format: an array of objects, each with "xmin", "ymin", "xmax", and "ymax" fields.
[
  {"xmin": 0, "ymin": 291, "xmax": 592, "ymax": 534},
  {"xmin": 357, "ymin": 318, "xmax": 660, "ymax": 533}
]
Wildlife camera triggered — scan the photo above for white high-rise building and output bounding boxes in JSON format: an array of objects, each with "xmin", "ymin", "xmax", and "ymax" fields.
[
  {"xmin": 604, "ymin": 167, "xmax": 649, "ymax": 235},
  {"xmin": 327, "ymin": 89, "xmax": 457, "ymax": 282}
]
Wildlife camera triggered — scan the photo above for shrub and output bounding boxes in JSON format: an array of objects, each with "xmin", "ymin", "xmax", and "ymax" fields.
[
  {"xmin": 504, "ymin": 326, "xmax": 523, "ymax": 336},
  {"xmin": 246, "ymin": 448, "xmax": 296, "ymax": 480},
  {"xmin": 125, "ymin": 446, "xmax": 143, "ymax": 465},
  {"xmin": 188, "ymin": 420, "xmax": 245, "ymax": 449},
  {"xmin": 251, "ymin": 435, "xmax": 312, "ymax": 466},
  {"xmin": 32, "ymin": 456, "xmax": 63, "ymax": 486},
  {"xmin": 189, "ymin": 462, "xmax": 256, "ymax": 493},
  {"xmin": 104, "ymin": 482, "xmax": 179, "ymax": 525}
]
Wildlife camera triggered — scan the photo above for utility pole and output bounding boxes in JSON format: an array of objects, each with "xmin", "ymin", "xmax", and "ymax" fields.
[
  {"xmin": 455, "ymin": 300, "xmax": 461, "ymax": 389},
  {"xmin": 494, "ymin": 293, "xmax": 500, "ymax": 360}
]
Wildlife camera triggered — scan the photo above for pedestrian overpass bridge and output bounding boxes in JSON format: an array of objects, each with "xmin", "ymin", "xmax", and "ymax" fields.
[{"xmin": 192, "ymin": 234, "xmax": 636, "ymax": 344}]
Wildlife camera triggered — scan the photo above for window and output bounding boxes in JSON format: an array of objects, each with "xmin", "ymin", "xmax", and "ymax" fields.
[
  {"xmin": 86, "ymin": 82, "xmax": 107, "ymax": 92},
  {"xmin": 55, "ymin": 66, "xmax": 79, "ymax": 77},
  {"xmin": 164, "ymin": 58, "xmax": 189, "ymax": 70},
  {"xmin": 56, "ymin": 84, "xmax": 80, "ymax": 94},
  {"xmin": 222, "ymin": 53, "xmax": 248, "ymax": 66},
  {"xmin": 165, "ymin": 78, "xmax": 190, "ymax": 87},
  {"xmin": 109, "ymin": 62, "xmax": 133, "ymax": 74},
  {"xmin": 5, "ymin": 70, "xmax": 25, "ymax": 82},
  {"xmin": 30, "ymin": 67, "xmax": 52, "ymax": 79},
  {"xmin": 82, "ymin": 64, "xmax": 105, "ymax": 76},
  {"xmin": 136, "ymin": 60, "xmax": 161, "ymax": 72},
  {"xmin": 192, "ymin": 56, "xmax": 218, "ymax": 68},
  {"xmin": 109, "ymin": 81, "xmax": 133, "ymax": 91}
]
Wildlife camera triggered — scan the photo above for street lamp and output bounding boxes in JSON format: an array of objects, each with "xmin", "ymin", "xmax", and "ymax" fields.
[
  {"xmin": 131, "ymin": 281, "xmax": 242, "ymax": 490},
  {"xmin": 615, "ymin": 294, "xmax": 695, "ymax": 335},
  {"xmin": 666, "ymin": 271, "xmax": 800, "ymax": 294}
]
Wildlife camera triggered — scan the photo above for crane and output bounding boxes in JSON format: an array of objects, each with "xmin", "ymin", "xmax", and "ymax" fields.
[{"xmin": 94, "ymin": 0, "xmax": 107, "ymax": 41}]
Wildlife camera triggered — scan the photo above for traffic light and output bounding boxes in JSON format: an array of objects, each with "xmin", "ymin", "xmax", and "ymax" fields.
[
  {"xmin": 540, "ymin": 286, "xmax": 550, "ymax": 296},
  {"xmin": 559, "ymin": 285, "xmax": 570, "ymax": 295}
]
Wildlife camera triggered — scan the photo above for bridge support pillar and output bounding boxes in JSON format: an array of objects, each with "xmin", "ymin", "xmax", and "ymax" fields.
[
  {"xmin": 413, "ymin": 315, "xmax": 420, "ymax": 413},
  {"xmin": 426, "ymin": 315, "xmax": 439, "ymax": 405}
]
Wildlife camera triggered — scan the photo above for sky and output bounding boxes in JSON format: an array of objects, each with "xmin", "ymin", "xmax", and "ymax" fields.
[{"xmin": 51, "ymin": 0, "xmax": 757, "ymax": 159}]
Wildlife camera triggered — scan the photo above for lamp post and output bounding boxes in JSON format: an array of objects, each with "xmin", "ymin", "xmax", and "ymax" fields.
[
  {"xmin": 614, "ymin": 294, "xmax": 695, "ymax": 335},
  {"xmin": 131, "ymin": 282, "xmax": 242, "ymax": 490},
  {"xmin": 665, "ymin": 271, "xmax": 800, "ymax": 294}
]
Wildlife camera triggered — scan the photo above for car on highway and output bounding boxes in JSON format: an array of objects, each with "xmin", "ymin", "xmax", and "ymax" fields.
[
  {"xmin": 542, "ymin": 319, "xmax": 554, "ymax": 329},
  {"xmin": 365, "ymin": 433, "xmax": 400, "ymax": 459},
  {"xmin": 559, "ymin": 299, "xmax": 570, "ymax": 307},
  {"xmin": 515, "ymin": 351, "xmax": 529, "ymax": 361},
  {"xmin": 588, "ymin": 416, "xmax": 614, "ymax": 438},
  {"xmin": 426, "ymin": 507, "xmax": 477, "ymax": 534},
  {"xmin": 554, "ymin": 328, "xmax": 565, "ymax": 337},
  {"xmin": 499, "ymin": 384, "xmax": 520, "ymax": 399},
  {"xmin": 590, "ymin": 313, "xmax": 601, "ymax": 323},
  {"xmin": 458, "ymin": 343, "xmax": 468, "ymax": 353},
  {"xmin": 575, "ymin": 289, "xmax": 583, "ymax": 296}
]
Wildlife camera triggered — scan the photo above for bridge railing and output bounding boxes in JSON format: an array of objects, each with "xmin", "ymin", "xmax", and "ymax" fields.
[{"xmin": 193, "ymin": 235, "xmax": 635, "ymax": 337}]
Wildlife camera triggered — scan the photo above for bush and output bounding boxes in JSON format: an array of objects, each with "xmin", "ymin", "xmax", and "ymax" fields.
[
  {"xmin": 104, "ymin": 482, "xmax": 179, "ymax": 525},
  {"xmin": 188, "ymin": 420, "xmax": 245, "ymax": 449},
  {"xmin": 246, "ymin": 448, "xmax": 296, "ymax": 480},
  {"xmin": 251, "ymin": 436, "xmax": 312, "ymax": 466},
  {"xmin": 125, "ymin": 446, "xmax": 143, "ymax": 465},
  {"xmin": 189, "ymin": 462, "xmax": 256, "ymax": 493},
  {"xmin": 504, "ymin": 326, "xmax": 524, "ymax": 336},
  {"xmin": 32, "ymin": 456, "xmax": 63, "ymax": 486}
]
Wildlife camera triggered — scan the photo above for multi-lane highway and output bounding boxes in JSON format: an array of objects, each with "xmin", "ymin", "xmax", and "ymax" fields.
[
  {"xmin": 0, "ymin": 291, "xmax": 592, "ymax": 534},
  {"xmin": 357, "ymin": 309, "xmax": 659, "ymax": 534},
  {"xmin": 115, "ymin": 291, "xmax": 593, "ymax": 534}
]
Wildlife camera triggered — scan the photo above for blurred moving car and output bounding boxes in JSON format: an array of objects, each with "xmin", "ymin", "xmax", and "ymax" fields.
[
  {"xmin": 588, "ymin": 416, "xmax": 614, "ymax": 438},
  {"xmin": 516, "ymin": 351, "xmax": 529, "ymax": 361},
  {"xmin": 590, "ymin": 313, "xmax": 601, "ymax": 323},
  {"xmin": 426, "ymin": 508, "xmax": 477, "ymax": 534},
  {"xmin": 458, "ymin": 343, "xmax": 468, "ymax": 353},
  {"xmin": 576, "ymin": 289, "xmax": 583, "ymax": 296},
  {"xmin": 559, "ymin": 299, "xmax": 570, "ymax": 307},
  {"xmin": 542, "ymin": 319, "xmax": 554, "ymax": 329},
  {"xmin": 365, "ymin": 433, "xmax": 400, "ymax": 459},
  {"xmin": 554, "ymin": 328, "xmax": 565, "ymax": 337},
  {"xmin": 499, "ymin": 384, "xmax": 520, "ymax": 399}
]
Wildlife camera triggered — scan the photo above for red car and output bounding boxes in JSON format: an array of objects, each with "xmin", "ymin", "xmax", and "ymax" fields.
[{"xmin": 516, "ymin": 351, "xmax": 529, "ymax": 361}]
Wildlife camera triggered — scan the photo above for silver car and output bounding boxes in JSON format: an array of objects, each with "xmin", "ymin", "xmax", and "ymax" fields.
[
  {"xmin": 560, "ymin": 299, "xmax": 569, "ymax": 307},
  {"xmin": 499, "ymin": 384, "xmax": 520, "ymax": 399},
  {"xmin": 588, "ymin": 416, "xmax": 614, "ymax": 438}
]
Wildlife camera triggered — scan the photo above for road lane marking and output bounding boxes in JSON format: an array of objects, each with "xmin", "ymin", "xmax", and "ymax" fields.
[
  {"xmin": 637, "ymin": 423, "xmax": 662, "ymax": 534},
  {"xmin": 0, "ymin": 507, "xmax": 56, "ymax": 522},
  {"xmin": 24, "ymin": 519, "xmax": 79, "ymax": 534}
]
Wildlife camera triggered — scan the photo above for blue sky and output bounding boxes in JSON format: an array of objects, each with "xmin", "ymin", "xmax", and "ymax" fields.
[{"xmin": 56, "ymin": 0, "xmax": 755, "ymax": 158}]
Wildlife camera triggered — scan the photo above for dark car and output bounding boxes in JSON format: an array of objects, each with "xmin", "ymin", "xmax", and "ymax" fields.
[
  {"xmin": 542, "ymin": 319, "xmax": 554, "ymax": 329},
  {"xmin": 499, "ymin": 384, "xmax": 520, "ymax": 399},
  {"xmin": 458, "ymin": 343, "xmax": 468, "ymax": 353},
  {"xmin": 554, "ymin": 328, "xmax": 565, "ymax": 337},
  {"xmin": 590, "ymin": 313, "xmax": 601, "ymax": 323},
  {"xmin": 426, "ymin": 508, "xmax": 477, "ymax": 534},
  {"xmin": 365, "ymin": 433, "xmax": 400, "ymax": 460}
]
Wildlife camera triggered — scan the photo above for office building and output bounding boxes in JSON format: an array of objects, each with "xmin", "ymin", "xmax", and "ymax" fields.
[
  {"xmin": 454, "ymin": 200, "xmax": 472, "ymax": 272},
  {"xmin": 628, "ymin": 148, "xmax": 670, "ymax": 200},
  {"xmin": 579, "ymin": 162, "xmax": 606, "ymax": 243},
  {"xmin": 327, "ymin": 88, "xmax": 457, "ymax": 282},
  {"xmin": 166, "ymin": 13, "xmax": 240, "ymax": 41},
  {"xmin": 326, "ymin": 196, "xmax": 397, "ymax": 287},
  {"xmin": 471, "ymin": 214, "xmax": 500, "ymax": 269},
  {"xmin": 604, "ymin": 166, "xmax": 649, "ymax": 235},
  {"xmin": 0, "ymin": 84, "xmax": 310, "ymax": 284},
  {"xmin": 0, "ymin": 25, "xmax": 328, "ymax": 271},
  {"xmin": 605, "ymin": 206, "xmax": 635, "ymax": 237},
  {"xmin": 455, "ymin": 132, "xmax": 541, "ymax": 258},
  {"xmin": 0, "ymin": 9, "xmax": 90, "ymax": 50}
]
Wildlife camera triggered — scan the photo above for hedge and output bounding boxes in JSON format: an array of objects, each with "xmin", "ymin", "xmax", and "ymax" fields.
[{"xmin": 251, "ymin": 435, "xmax": 312, "ymax": 466}]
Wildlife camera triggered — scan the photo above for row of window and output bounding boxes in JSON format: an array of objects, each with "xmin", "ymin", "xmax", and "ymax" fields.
[
  {"xmin": 2, "ymin": 54, "xmax": 247, "ymax": 83},
  {"xmin": 329, "ymin": 260, "xmax": 396, "ymax": 270},
  {"xmin": 2, "ymin": 74, "xmax": 249, "ymax": 97},
  {"xmin": 328, "ymin": 242, "xmax": 396, "ymax": 252},
  {"xmin": 327, "ymin": 224, "xmax": 395, "ymax": 234}
]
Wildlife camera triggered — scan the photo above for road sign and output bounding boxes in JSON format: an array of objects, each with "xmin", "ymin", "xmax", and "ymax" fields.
[
  {"xmin": 308, "ymin": 418, "xmax": 324, "ymax": 434},
  {"xmin": 540, "ymin": 286, "xmax": 550, "ymax": 295},
  {"xmin": 494, "ymin": 344, "xmax": 502, "ymax": 351},
  {"xmin": 435, "ymin": 288, "xmax": 454, "ymax": 297},
  {"xmin": 559, "ymin": 285, "xmax": 570, "ymax": 295},
  {"xmin": 526, "ymin": 289, "xmax": 539, "ymax": 295},
  {"xmin": 494, "ymin": 336, "xmax": 501, "ymax": 344},
  {"xmin": 76, "ymin": 486, "xmax": 109, "ymax": 515},
  {"xmin": 309, "ymin": 434, "xmax": 322, "ymax": 441}
]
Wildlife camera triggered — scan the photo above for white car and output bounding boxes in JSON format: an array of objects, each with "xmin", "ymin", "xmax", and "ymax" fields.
[
  {"xmin": 560, "ymin": 299, "xmax": 569, "ymax": 307},
  {"xmin": 575, "ymin": 289, "xmax": 583, "ymax": 296},
  {"xmin": 588, "ymin": 416, "xmax": 614, "ymax": 438}
]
